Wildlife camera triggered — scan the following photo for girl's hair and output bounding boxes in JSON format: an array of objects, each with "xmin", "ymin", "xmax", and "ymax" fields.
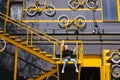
[{"xmin": 63, "ymin": 46, "xmax": 65, "ymax": 50}]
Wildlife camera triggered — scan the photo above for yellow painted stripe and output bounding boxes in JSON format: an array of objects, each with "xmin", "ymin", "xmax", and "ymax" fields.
[
  {"xmin": 23, "ymin": 8, "xmax": 102, "ymax": 11},
  {"xmin": 22, "ymin": 20, "xmax": 103, "ymax": 22}
]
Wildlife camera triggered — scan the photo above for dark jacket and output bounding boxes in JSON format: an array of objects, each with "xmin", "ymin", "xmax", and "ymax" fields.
[{"xmin": 62, "ymin": 50, "xmax": 73, "ymax": 58}]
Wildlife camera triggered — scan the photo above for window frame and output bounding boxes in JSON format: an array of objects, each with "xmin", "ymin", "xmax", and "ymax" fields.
[{"xmin": 102, "ymin": 0, "xmax": 119, "ymax": 22}]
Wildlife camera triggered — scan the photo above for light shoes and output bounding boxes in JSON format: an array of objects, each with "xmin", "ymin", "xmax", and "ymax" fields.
[
  {"xmin": 75, "ymin": 69, "xmax": 79, "ymax": 73},
  {"xmin": 62, "ymin": 70, "xmax": 64, "ymax": 73},
  {"xmin": 61, "ymin": 69, "xmax": 78, "ymax": 73}
]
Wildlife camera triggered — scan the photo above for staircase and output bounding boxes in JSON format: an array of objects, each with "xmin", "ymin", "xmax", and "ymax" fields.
[
  {"xmin": 0, "ymin": 31, "xmax": 57, "ymax": 64},
  {"xmin": 0, "ymin": 11, "xmax": 59, "ymax": 80}
]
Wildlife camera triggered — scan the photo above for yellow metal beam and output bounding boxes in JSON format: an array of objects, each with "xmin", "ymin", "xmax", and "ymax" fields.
[
  {"xmin": 105, "ymin": 63, "xmax": 111, "ymax": 80},
  {"xmin": 117, "ymin": 0, "xmax": 120, "ymax": 21},
  {"xmin": 53, "ymin": 42, "xmax": 56, "ymax": 58},
  {"xmin": 100, "ymin": 66, "xmax": 105, "ymax": 80},
  {"xmin": 56, "ymin": 64, "xmax": 60, "ymax": 80},
  {"xmin": 76, "ymin": 41, "xmax": 79, "ymax": 62},
  {"xmin": 78, "ymin": 64, "xmax": 81, "ymax": 80},
  {"xmin": 14, "ymin": 47, "xmax": 19, "ymax": 80},
  {"xmin": 4, "ymin": 0, "xmax": 10, "ymax": 32},
  {"xmin": 36, "ymin": 69, "xmax": 57, "ymax": 80},
  {"xmin": 21, "ymin": 0, "xmax": 25, "ymax": 21}
]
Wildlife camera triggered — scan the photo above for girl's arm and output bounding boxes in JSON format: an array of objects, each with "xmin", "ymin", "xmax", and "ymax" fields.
[
  {"xmin": 62, "ymin": 40, "xmax": 64, "ymax": 51},
  {"xmin": 73, "ymin": 47, "xmax": 76, "ymax": 52},
  {"xmin": 62, "ymin": 40, "xmax": 64, "ymax": 46}
]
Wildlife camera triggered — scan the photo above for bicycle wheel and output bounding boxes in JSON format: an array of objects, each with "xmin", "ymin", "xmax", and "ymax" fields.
[
  {"xmin": 58, "ymin": 15, "xmax": 70, "ymax": 29},
  {"xmin": 68, "ymin": 0, "xmax": 80, "ymax": 10},
  {"xmin": 44, "ymin": 4, "xmax": 56, "ymax": 16},
  {"xmin": 111, "ymin": 64, "xmax": 120, "ymax": 79},
  {"xmin": 74, "ymin": 15, "xmax": 86, "ymax": 29},
  {"xmin": 26, "ymin": 4, "xmax": 37, "ymax": 16},
  {"xmin": 0, "ymin": 38, "xmax": 6, "ymax": 52},
  {"xmin": 110, "ymin": 52, "xmax": 120, "ymax": 64},
  {"xmin": 46, "ymin": 75, "xmax": 58, "ymax": 80},
  {"xmin": 86, "ymin": 0, "xmax": 98, "ymax": 9}
]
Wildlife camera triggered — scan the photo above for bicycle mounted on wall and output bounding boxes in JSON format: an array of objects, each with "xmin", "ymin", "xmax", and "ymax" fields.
[
  {"xmin": 58, "ymin": 15, "xmax": 86, "ymax": 30},
  {"xmin": 26, "ymin": 0, "xmax": 56, "ymax": 17},
  {"xmin": 68, "ymin": 0, "xmax": 98, "ymax": 10}
]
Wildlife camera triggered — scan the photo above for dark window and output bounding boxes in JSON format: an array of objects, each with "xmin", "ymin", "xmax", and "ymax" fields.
[{"xmin": 103, "ymin": 0, "xmax": 117, "ymax": 21}]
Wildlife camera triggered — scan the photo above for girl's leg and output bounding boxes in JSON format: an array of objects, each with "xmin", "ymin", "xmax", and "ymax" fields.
[
  {"xmin": 62, "ymin": 58, "xmax": 68, "ymax": 73},
  {"xmin": 70, "ymin": 58, "xmax": 79, "ymax": 72}
]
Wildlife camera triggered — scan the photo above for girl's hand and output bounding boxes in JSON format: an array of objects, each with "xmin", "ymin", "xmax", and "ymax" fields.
[{"xmin": 62, "ymin": 40, "xmax": 64, "ymax": 46}]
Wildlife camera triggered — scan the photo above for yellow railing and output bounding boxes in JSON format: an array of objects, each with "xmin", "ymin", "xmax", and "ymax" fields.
[
  {"xmin": 57, "ymin": 40, "xmax": 84, "ymax": 62},
  {"xmin": 0, "ymin": 11, "xmax": 58, "ymax": 55},
  {"xmin": 117, "ymin": 0, "xmax": 120, "ymax": 21}
]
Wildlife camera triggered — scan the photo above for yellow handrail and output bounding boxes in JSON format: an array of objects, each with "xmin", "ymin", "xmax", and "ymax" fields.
[
  {"xmin": 0, "ymin": 11, "xmax": 58, "ymax": 44},
  {"xmin": 0, "ymin": 12, "xmax": 58, "ymax": 43}
]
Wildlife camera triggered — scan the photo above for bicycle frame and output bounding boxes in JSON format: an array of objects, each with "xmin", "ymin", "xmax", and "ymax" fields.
[
  {"xmin": 26, "ymin": 0, "xmax": 56, "ymax": 16},
  {"xmin": 68, "ymin": 0, "xmax": 98, "ymax": 10},
  {"xmin": 58, "ymin": 15, "xmax": 86, "ymax": 30}
]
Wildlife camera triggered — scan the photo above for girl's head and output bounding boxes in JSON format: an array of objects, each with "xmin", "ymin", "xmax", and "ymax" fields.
[{"xmin": 63, "ymin": 45, "xmax": 68, "ymax": 50}]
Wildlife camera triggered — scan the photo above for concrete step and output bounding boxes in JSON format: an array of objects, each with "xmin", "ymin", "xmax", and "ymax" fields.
[
  {"xmin": 20, "ymin": 42, "xmax": 27, "ymax": 45},
  {"xmin": 46, "ymin": 54, "xmax": 53, "ymax": 58},
  {"xmin": 39, "ymin": 51, "xmax": 46, "ymax": 55},
  {"xmin": 28, "ymin": 45, "xmax": 34, "ymax": 48},
  {"xmin": 52, "ymin": 58, "xmax": 60, "ymax": 61},
  {"xmin": 33, "ymin": 48, "xmax": 40, "ymax": 52}
]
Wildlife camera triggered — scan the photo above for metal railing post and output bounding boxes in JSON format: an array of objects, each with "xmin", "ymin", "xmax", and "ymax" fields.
[
  {"xmin": 4, "ymin": 0, "xmax": 10, "ymax": 33},
  {"xmin": 53, "ymin": 42, "xmax": 56, "ymax": 58},
  {"xmin": 14, "ymin": 46, "xmax": 19, "ymax": 80},
  {"xmin": 30, "ymin": 31, "xmax": 33, "ymax": 46},
  {"xmin": 76, "ymin": 41, "xmax": 79, "ymax": 62}
]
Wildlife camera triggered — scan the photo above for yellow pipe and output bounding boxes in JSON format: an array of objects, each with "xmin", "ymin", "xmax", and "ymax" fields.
[
  {"xmin": 117, "ymin": 0, "xmax": 120, "ymax": 21},
  {"xmin": 60, "ymin": 42, "xmax": 62, "ymax": 61},
  {"xmin": 100, "ymin": 66, "xmax": 105, "ymax": 80},
  {"xmin": 105, "ymin": 63, "xmax": 111, "ymax": 80},
  {"xmin": 78, "ymin": 64, "xmax": 81, "ymax": 80},
  {"xmin": 21, "ymin": 0, "xmax": 25, "ymax": 21},
  {"xmin": 26, "ymin": 29, "xmax": 29, "ymax": 45},
  {"xmin": 30, "ymin": 31, "xmax": 33, "ymax": 46},
  {"xmin": 14, "ymin": 46, "xmax": 19, "ymax": 80},
  {"xmin": 53, "ymin": 42, "xmax": 56, "ymax": 58},
  {"xmin": 4, "ymin": 0, "xmax": 10, "ymax": 32},
  {"xmin": 76, "ymin": 41, "xmax": 79, "ymax": 62},
  {"xmin": 56, "ymin": 64, "xmax": 60, "ymax": 80},
  {"xmin": 80, "ymin": 42, "xmax": 83, "ymax": 62}
]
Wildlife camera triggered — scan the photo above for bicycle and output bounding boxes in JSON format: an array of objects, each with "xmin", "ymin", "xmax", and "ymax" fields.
[
  {"xmin": 0, "ymin": 38, "xmax": 6, "ymax": 52},
  {"xmin": 46, "ymin": 74, "xmax": 58, "ymax": 80},
  {"xmin": 111, "ymin": 64, "xmax": 120, "ymax": 79},
  {"xmin": 26, "ymin": 0, "xmax": 56, "ymax": 17},
  {"xmin": 110, "ymin": 51, "xmax": 120, "ymax": 64},
  {"xmin": 68, "ymin": 0, "xmax": 98, "ymax": 10},
  {"xmin": 58, "ymin": 15, "xmax": 86, "ymax": 30}
]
